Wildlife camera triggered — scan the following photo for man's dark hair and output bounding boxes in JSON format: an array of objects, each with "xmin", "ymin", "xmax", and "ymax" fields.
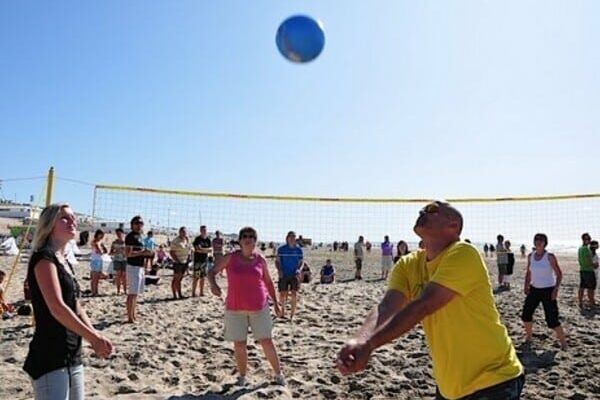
[{"xmin": 582, "ymin": 232, "xmax": 591, "ymax": 241}]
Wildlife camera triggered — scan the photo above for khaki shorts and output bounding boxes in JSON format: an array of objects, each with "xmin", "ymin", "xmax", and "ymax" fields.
[
  {"xmin": 224, "ymin": 306, "xmax": 272, "ymax": 342},
  {"xmin": 381, "ymin": 255, "xmax": 394, "ymax": 271}
]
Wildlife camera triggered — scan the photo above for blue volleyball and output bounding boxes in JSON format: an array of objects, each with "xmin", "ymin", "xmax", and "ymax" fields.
[{"xmin": 276, "ymin": 15, "xmax": 325, "ymax": 63}]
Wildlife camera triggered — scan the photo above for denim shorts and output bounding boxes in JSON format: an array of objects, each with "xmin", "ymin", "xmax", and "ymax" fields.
[
  {"xmin": 32, "ymin": 364, "xmax": 84, "ymax": 400},
  {"xmin": 90, "ymin": 258, "xmax": 103, "ymax": 273}
]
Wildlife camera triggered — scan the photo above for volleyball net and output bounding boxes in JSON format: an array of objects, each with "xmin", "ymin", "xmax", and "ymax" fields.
[{"xmin": 92, "ymin": 184, "xmax": 600, "ymax": 251}]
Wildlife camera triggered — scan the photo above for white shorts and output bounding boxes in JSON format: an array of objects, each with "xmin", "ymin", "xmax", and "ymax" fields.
[
  {"xmin": 224, "ymin": 306, "xmax": 272, "ymax": 342},
  {"xmin": 381, "ymin": 255, "xmax": 394, "ymax": 271},
  {"xmin": 126, "ymin": 265, "xmax": 145, "ymax": 295}
]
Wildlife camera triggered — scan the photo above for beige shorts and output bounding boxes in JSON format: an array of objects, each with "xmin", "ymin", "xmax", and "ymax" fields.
[
  {"xmin": 224, "ymin": 306, "xmax": 272, "ymax": 342},
  {"xmin": 381, "ymin": 255, "xmax": 394, "ymax": 271}
]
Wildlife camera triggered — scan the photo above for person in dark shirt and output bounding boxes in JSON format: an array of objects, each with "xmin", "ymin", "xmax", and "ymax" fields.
[
  {"xmin": 24, "ymin": 203, "xmax": 112, "ymax": 399},
  {"xmin": 192, "ymin": 225, "xmax": 212, "ymax": 297},
  {"xmin": 125, "ymin": 215, "xmax": 153, "ymax": 323},
  {"xmin": 320, "ymin": 259, "xmax": 335, "ymax": 284}
]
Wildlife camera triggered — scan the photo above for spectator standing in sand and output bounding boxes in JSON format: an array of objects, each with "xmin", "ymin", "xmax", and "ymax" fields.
[
  {"xmin": 208, "ymin": 226, "xmax": 285, "ymax": 386},
  {"xmin": 125, "ymin": 215, "xmax": 152, "ymax": 323},
  {"xmin": 520, "ymin": 244, "xmax": 527, "ymax": 258},
  {"xmin": 496, "ymin": 235, "xmax": 509, "ymax": 290},
  {"xmin": 24, "ymin": 203, "xmax": 113, "ymax": 399},
  {"xmin": 336, "ymin": 201, "xmax": 524, "ymax": 399},
  {"xmin": 504, "ymin": 240, "xmax": 515, "ymax": 290},
  {"xmin": 320, "ymin": 259, "xmax": 335, "ymax": 284},
  {"xmin": 591, "ymin": 240, "xmax": 599, "ymax": 282},
  {"xmin": 522, "ymin": 233, "xmax": 567, "ymax": 350},
  {"xmin": 380, "ymin": 235, "xmax": 394, "ymax": 280},
  {"xmin": 578, "ymin": 233, "xmax": 596, "ymax": 309},
  {"xmin": 212, "ymin": 230, "xmax": 225, "ymax": 263},
  {"xmin": 110, "ymin": 228, "xmax": 128, "ymax": 295},
  {"xmin": 192, "ymin": 225, "xmax": 212, "ymax": 297},
  {"xmin": 89, "ymin": 229, "xmax": 106, "ymax": 297},
  {"xmin": 393, "ymin": 240, "xmax": 410, "ymax": 264},
  {"xmin": 483, "ymin": 243, "xmax": 489, "ymax": 258},
  {"xmin": 276, "ymin": 231, "xmax": 303, "ymax": 320},
  {"xmin": 143, "ymin": 231, "xmax": 156, "ymax": 270},
  {"xmin": 170, "ymin": 227, "xmax": 191, "ymax": 300},
  {"xmin": 354, "ymin": 236, "xmax": 365, "ymax": 280}
]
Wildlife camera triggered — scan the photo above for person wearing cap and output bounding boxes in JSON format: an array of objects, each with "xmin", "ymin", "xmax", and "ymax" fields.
[
  {"xmin": 336, "ymin": 201, "xmax": 524, "ymax": 399},
  {"xmin": 276, "ymin": 231, "xmax": 303, "ymax": 320},
  {"xmin": 125, "ymin": 215, "xmax": 153, "ymax": 323}
]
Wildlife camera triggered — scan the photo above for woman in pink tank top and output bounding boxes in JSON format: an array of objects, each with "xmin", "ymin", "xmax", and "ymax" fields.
[{"xmin": 208, "ymin": 226, "xmax": 285, "ymax": 386}]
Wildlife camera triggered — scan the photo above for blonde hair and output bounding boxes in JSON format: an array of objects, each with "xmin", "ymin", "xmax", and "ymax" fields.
[{"xmin": 32, "ymin": 203, "xmax": 71, "ymax": 251}]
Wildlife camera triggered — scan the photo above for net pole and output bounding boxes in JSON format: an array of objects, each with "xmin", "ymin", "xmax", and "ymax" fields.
[{"xmin": 45, "ymin": 166, "xmax": 55, "ymax": 207}]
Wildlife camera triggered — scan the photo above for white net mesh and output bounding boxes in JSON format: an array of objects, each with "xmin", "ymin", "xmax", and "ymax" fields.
[{"xmin": 93, "ymin": 185, "xmax": 600, "ymax": 251}]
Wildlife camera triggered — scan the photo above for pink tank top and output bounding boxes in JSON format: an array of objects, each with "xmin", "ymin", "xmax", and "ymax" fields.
[{"xmin": 226, "ymin": 251, "xmax": 268, "ymax": 312}]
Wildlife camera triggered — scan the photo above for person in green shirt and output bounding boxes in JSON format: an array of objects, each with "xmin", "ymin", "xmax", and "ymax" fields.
[{"xmin": 577, "ymin": 233, "xmax": 596, "ymax": 309}]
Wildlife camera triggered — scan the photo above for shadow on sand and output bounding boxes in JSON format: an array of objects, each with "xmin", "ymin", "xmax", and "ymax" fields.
[{"xmin": 167, "ymin": 383, "xmax": 269, "ymax": 400}]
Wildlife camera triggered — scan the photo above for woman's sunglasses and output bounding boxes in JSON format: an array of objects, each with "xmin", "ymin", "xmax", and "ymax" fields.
[{"xmin": 422, "ymin": 202, "xmax": 440, "ymax": 214}]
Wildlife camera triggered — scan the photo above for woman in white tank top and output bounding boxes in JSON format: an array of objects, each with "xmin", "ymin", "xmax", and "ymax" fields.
[{"xmin": 521, "ymin": 233, "xmax": 567, "ymax": 350}]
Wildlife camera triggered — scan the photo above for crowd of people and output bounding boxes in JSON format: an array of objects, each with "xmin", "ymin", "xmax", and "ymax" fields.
[{"xmin": 11, "ymin": 200, "xmax": 600, "ymax": 399}]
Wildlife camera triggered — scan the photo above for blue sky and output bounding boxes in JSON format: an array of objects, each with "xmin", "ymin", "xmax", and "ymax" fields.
[{"xmin": 1, "ymin": 1, "xmax": 599, "ymax": 235}]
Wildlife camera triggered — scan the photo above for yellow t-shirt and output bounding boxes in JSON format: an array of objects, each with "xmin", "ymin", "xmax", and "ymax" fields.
[{"xmin": 388, "ymin": 241, "xmax": 523, "ymax": 399}]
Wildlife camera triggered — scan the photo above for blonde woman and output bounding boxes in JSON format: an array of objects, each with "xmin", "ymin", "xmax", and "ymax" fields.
[
  {"xmin": 90, "ymin": 229, "xmax": 106, "ymax": 296},
  {"xmin": 24, "ymin": 203, "xmax": 112, "ymax": 400}
]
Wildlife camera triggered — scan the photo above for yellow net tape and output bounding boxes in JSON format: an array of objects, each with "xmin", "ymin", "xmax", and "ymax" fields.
[{"xmin": 95, "ymin": 184, "xmax": 600, "ymax": 204}]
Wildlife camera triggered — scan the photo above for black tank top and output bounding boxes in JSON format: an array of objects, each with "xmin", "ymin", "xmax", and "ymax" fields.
[{"xmin": 23, "ymin": 248, "xmax": 82, "ymax": 379}]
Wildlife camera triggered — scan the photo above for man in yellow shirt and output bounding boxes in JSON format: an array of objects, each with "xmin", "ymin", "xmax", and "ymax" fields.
[{"xmin": 336, "ymin": 201, "xmax": 524, "ymax": 399}]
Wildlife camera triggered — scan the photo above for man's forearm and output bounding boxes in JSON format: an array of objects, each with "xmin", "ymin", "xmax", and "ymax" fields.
[
  {"xmin": 366, "ymin": 300, "xmax": 427, "ymax": 350},
  {"xmin": 354, "ymin": 300, "xmax": 398, "ymax": 341}
]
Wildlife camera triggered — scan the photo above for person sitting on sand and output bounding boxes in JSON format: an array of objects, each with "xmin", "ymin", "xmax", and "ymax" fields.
[
  {"xmin": 208, "ymin": 226, "xmax": 285, "ymax": 386},
  {"xmin": 145, "ymin": 262, "xmax": 161, "ymax": 286},
  {"xmin": 336, "ymin": 201, "xmax": 524, "ymax": 400},
  {"xmin": 320, "ymin": 260, "xmax": 335, "ymax": 284},
  {"xmin": 156, "ymin": 245, "xmax": 171, "ymax": 267},
  {"xmin": 299, "ymin": 261, "xmax": 312, "ymax": 284},
  {"xmin": 522, "ymin": 233, "xmax": 567, "ymax": 350},
  {"xmin": 0, "ymin": 270, "xmax": 15, "ymax": 318}
]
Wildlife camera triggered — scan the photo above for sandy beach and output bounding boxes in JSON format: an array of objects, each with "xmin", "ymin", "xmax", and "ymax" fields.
[{"xmin": 1, "ymin": 244, "xmax": 599, "ymax": 400}]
